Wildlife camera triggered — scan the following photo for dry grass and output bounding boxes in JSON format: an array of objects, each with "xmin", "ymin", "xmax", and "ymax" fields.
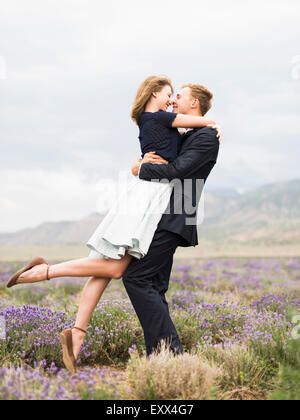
[
  {"xmin": 203, "ymin": 345, "xmax": 271, "ymax": 400},
  {"xmin": 126, "ymin": 344, "xmax": 222, "ymax": 400},
  {"xmin": 220, "ymin": 387, "xmax": 267, "ymax": 400}
]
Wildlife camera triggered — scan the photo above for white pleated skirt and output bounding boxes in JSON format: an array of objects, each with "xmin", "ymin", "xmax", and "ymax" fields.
[{"xmin": 86, "ymin": 178, "xmax": 173, "ymax": 260}]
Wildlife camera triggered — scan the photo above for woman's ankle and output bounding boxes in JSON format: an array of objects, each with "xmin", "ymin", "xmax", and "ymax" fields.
[
  {"xmin": 72, "ymin": 327, "xmax": 86, "ymax": 337},
  {"xmin": 48, "ymin": 265, "xmax": 54, "ymax": 279}
]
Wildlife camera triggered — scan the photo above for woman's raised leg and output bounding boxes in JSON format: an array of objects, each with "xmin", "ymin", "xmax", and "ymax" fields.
[
  {"xmin": 48, "ymin": 255, "xmax": 132, "ymax": 280},
  {"xmin": 17, "ymin": 254, "xmax": 132, "ymax": 284}
]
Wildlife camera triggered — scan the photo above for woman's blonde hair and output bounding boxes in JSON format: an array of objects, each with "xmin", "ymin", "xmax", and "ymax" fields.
[{"xmin": 131, "ymin": 75, "xmax": 174, "ymax": 124}]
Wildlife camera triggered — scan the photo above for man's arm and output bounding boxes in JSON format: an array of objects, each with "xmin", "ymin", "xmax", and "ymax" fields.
[
  {"xmin": 131, "ymin": 153, "xmax": 168, "ymax": 177},
  {"xmin": 139, "ymin": 128, "xmax": 219, "ymax": 182}
]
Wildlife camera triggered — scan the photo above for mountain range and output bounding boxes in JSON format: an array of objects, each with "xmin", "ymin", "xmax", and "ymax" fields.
[
  {"xmin": 0, "ymin": 179, "xmax": 299, "ymax": 255},
  {"xmin": 200, "ymin": 179, "xmax": 300, "ymax": 246}
]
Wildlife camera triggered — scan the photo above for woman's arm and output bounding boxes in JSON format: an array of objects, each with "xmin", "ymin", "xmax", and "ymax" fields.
[{"xmin": 172, "ymin": 113, "xmax": 215, "ymax": 129}]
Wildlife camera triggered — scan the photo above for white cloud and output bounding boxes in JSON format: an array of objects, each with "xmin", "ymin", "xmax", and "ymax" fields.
[
  {"xmin": 219, "ymin": 144, "xmax": 283, "ymax": 180},
  {"xmin": 0, "ymin": 0, "xmax": 299, "ymax": 231},
  {"xmin": 0, "ymin": 168, "xmax": 110, "ymax": 232}
]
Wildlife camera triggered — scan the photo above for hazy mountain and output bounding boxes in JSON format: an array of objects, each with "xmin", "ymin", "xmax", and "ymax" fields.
[
  {"xmin": 0, "ymin": 179, "xmax": 299, "ymax": 248},
  {"xmin": 0, "ymin": 213, "xmax": 104, "ymax": 246},
  {"xmin": 200, "ymin": 179, "xmax": 300, "ymax": 246}
]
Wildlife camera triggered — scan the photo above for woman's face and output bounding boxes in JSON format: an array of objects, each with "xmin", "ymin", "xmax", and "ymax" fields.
[{"xmin": 153, "ymin": 85, "xmax": 173, "ymax": 111}]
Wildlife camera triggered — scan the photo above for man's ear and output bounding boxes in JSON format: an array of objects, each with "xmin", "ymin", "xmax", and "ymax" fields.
[{"xmin": 191, "ymin": 98, "xmax": 199, "ymax": 109}]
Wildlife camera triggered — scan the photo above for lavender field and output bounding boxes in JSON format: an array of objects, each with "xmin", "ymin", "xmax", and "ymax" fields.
[{"xmin": 1, "ymin": 257, "xmax": 300, "ymax": 400}]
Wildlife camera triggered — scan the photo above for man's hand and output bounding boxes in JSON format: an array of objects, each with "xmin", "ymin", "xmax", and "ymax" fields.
[
  {"xmin": 131, "ymin": 152, "xmax": 168, "ymax": 177},
  {"xmin": 142, "ymin": 152, "xmax": 168, "ymax": 165}
]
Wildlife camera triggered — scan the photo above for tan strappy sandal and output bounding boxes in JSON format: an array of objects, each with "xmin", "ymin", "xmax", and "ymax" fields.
[
  {"xmin": 6, "ymin": 256, "xmax": 50, "ymax": 288},
  {"xmin": 60, "ymin": 326, "xmax": 86, "ymax": 374}
]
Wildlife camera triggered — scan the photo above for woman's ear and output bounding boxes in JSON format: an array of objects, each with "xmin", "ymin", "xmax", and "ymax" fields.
[{"xmin": 152, "ymin": 91, "xmax": 158, "ymax": 98}]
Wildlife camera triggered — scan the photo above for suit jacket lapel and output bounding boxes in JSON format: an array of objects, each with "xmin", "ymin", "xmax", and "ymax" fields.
[{"xmin": 180, "ymin": 129, "xmax": 196, "ymax": 149}]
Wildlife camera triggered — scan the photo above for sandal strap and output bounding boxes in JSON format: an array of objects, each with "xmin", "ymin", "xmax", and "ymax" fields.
[
  {"xmin": 73, "ymin": 326, "xmax": 86, "ymax": 334},
  {"xmin": 46, "ymin": 264, "xmax": 50, "ymax": 281}
]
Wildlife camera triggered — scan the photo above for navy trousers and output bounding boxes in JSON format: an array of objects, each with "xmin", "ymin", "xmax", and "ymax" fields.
[{"xmin": 122, "ymin": 226, "xmax": 184, "ymax": 356}]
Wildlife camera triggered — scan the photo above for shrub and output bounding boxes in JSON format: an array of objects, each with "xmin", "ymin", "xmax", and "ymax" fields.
[
  {"xmin": 127, "ymin": 343, "xmax": 221, "ymax": 400},
  {"xmin": 203, "ymin": 345, "xmax": 271, "ymax": 399}
]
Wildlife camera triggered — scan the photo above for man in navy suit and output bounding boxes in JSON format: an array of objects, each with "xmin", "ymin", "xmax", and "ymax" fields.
[{"xmin": 123, "ymin": 84, "xmax": 220, "ymax": 356}]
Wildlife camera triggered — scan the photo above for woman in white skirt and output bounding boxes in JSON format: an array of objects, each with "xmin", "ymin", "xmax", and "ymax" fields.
[{"xmin": 7, "ymin": 75, "xmax": 219, "ymax": 372}]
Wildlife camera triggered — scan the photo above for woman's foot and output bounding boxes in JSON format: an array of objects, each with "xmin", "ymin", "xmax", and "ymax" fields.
[
  {"xmin": 60, "ymin": 327, "xmax": 86, "ymax": 374},
  {"xmin": 6, "ymin": 257, "xmax": 48, "ymax": 288},
  {"xmin": 71, "ymin": 328, "xmax": 86, "ymax": 360},
  {"xmin": 17, "ymin": 263, "xmax": 50, "ymax": 285}
]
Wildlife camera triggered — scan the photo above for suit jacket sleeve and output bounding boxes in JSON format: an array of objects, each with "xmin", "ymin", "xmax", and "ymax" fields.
[{"xmin": 139, "ymin": 128, "xmax": 219, "ymax": 181}]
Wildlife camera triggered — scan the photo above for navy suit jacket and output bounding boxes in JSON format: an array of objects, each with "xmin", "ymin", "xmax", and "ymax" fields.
[{"xmin": 139, "ymin": 126, "xmax": 220, "ymax": 247}]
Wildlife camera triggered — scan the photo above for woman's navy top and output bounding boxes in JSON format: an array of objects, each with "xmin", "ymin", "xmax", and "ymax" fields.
[{"xmin": 138, "ymin": 110, "xmax": 182, "ymax": 163}]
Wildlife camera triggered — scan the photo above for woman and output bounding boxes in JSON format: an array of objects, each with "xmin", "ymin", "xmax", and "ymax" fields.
[{"xmin": 7, "ymin": 75, "xmax": 220, "ymax": 372}]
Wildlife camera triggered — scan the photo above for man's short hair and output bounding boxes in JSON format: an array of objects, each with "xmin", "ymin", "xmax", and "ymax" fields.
[{"xmin": 181, "ymin": 83, "xmax": 213, "ymax": 116}]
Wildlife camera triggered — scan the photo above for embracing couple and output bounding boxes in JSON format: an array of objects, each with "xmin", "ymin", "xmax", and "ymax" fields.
[{"xmin": 7, "ymin": 75, "xmax": 221, "ymax": 373}]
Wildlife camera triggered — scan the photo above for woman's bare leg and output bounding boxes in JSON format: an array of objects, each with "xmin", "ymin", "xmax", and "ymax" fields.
[
  {"xmin": 18, "ymin": 254, "xmax": 132, "ymax": 283},
  {"xmin": 49, "ymin": 255, "xmax": 132, "ymax": 280},
  {"xmin": 72, "ymin": 276, "xmax": 111, "ymax": 360}
]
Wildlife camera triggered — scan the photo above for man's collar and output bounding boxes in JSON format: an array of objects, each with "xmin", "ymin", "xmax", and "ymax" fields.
[
  {"xmin": 181, "ymin": 128, "xmax": 194, "ymax": 136},
  {"xmin": 181, "ymin": 127, "xmax": 203, "ymax": 144},
  {"xmin": 182, "ymin": 128, "xmax": 199, "ymax": 137}
]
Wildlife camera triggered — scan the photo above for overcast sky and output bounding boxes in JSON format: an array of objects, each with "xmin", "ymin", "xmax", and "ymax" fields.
[{"xmin": 0, "ymin": 0, "xmax": 299, "ymax": 232}]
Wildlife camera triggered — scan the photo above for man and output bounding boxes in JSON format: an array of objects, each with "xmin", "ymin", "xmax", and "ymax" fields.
[{"xmin": 123, "ymin": 83, "xmax": 220, "ymax": 356}]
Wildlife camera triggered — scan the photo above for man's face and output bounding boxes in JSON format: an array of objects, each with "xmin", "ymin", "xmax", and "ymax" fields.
[{"xmin": 172, "ymin": 87, "xmax": 193, "ymax": 114}]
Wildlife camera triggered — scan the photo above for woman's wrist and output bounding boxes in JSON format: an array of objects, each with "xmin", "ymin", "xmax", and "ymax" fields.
[{"xmin": 202, "ymin": 117, "xmax": 216, "ymax": 126}]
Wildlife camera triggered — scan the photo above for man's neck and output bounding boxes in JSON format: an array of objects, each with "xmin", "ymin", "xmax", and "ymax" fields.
[
  {"xmin": 184, "ymin": 111, "xmax": 203, "ymax": 134},
  {"xmin": 186, "ymin": 110, "xmax": 202, "ymax": 117}
]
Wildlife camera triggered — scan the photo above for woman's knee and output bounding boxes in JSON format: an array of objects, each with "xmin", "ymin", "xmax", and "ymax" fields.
[
  {"xmin": 111, "ymin": 256, "xmax": 132, "ymax": 279},
  {"xmin": 111, "ymin": 267, "xmax": 124, "ymax": 280}
]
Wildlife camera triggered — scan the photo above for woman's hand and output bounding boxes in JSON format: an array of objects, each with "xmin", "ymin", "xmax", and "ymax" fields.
[{"xmin": 208, "ymin": 124, "xmax": 222, "ymax": 143}]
